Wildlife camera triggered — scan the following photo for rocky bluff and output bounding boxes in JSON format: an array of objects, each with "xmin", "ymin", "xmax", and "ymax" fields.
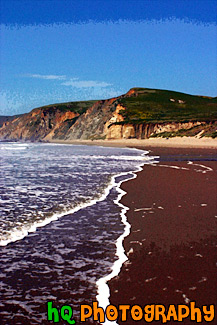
[{"xmin": 0, "ymin": 88, "xmax": 216, "ymax": 141}]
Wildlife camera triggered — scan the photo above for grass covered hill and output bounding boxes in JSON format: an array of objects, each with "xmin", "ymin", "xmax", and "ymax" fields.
[
  {"xmin": 34, "ymin": 100, "xmax": 98, "ymax": 115},
  {"xmin": 116, "ymin": 88, "xmax": 217, "ymax": 124}
]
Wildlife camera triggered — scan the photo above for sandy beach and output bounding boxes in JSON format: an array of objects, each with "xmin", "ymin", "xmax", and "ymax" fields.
[
  {"xmin": 49, "ymin": 137, "xmax": 217, "ymax": 149},
  {"xmin": 108, "ymin": 146, "xmax": 216, "ymax": 324}
]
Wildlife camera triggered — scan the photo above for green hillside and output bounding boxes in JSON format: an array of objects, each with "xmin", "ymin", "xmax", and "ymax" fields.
[
  {"xmin": 33, "ymin": 100, "xmax": 98, "ymax": 115},
  {"xmin": 117, "ymin": 88, "xmax": 217, "ymax": 124}
]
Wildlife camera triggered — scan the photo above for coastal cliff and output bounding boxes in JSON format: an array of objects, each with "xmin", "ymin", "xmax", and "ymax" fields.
[{"xmin": 0, "ymin": 88, "xmax": 216, "ymax": 141}]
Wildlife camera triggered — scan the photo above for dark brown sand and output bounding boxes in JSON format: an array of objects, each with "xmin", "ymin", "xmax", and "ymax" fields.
[{"xmin": 109, "ymin": 147, "xmax": 217, "ymax": 324}]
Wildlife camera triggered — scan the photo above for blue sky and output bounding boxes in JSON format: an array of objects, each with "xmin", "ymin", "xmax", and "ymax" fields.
[{"xmin": 0, "ymin": 0, "xmax": 216, "ymax": 115}]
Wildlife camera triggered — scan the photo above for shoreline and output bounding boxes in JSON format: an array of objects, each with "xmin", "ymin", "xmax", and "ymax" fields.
[
  {"xmin": 96, "ymin": 158, "xmax": 147, "ymax": 324},
  {"xmin": 108, "ymin": 146, "xmax": 216, "ymax": 324}
]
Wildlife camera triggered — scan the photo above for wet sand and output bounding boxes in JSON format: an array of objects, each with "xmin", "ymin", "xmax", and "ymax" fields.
[{"xmin": 109, "ymin": 147, "xmax": 217, "ymax": 324}]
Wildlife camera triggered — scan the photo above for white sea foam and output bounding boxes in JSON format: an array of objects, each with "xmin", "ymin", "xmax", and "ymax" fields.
[
  {"xmin": 0, "ymin": 173, "xmax": 125, "ymax": 246},
  {"xmin": 0, "ymin": 143, "xmax": 29, "ymax": 150},
  {"xmin": 62, "ymin": 154, "xmax": 153, "ymax": 161},
  {"xmin": 151, "ymin": 163, "xmax": 189, "ymax": 170},
  {"xmin": 96, "ymin": 149, "xmax": 155, "ymax": 324},
  {"xmin": 134, "ymin": 207, "xmax": 153, "ymax": 211},
  {"xmin": 188, "ymin": 161, "xmax": 213, "ymax": 173},
  {"xmin": 1, "ymin": 144, "xmax": 155, "ymax": 247}
]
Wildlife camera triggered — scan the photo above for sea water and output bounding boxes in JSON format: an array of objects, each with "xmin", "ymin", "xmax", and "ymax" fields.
[{"xmin": 0, "ymin": 142, "xmax": 157, "ymax": 324}]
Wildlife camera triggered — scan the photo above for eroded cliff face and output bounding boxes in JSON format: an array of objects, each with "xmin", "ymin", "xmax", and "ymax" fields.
[
  {"xmin": 65, "ymin": 98, "xmax": 118, "ymax": 140},
  {"xmin": 0, "ymin": 88, "xmax": 216, "ymax": 141},
  {"xmin": 63, "ymin": 89, "xmax": 137, "ymax": 140},
  {"xmin": 0, "ymin": 92, "xmax": 132, "ymax": 141},
  {"xmin": 0, "ymin": 106, "xmax": 79, "ymax": 141},
  {"xmin": 103, "ymin": 103, "xmax": 212, "ymax": 139},
  {"xmin": 106, "ymin": 121, "xmax": 208, "ymax": 139}
]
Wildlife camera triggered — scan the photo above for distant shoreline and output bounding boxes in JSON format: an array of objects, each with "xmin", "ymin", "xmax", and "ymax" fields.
[{"xmin": 2, "ymin": 136, "xmax": 216, "ymax": 149}]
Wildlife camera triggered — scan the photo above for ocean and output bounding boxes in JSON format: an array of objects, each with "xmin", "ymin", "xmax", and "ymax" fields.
[{"xmin": 0, "ymin": 142, "xmax": 157, "ymax": 324}]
